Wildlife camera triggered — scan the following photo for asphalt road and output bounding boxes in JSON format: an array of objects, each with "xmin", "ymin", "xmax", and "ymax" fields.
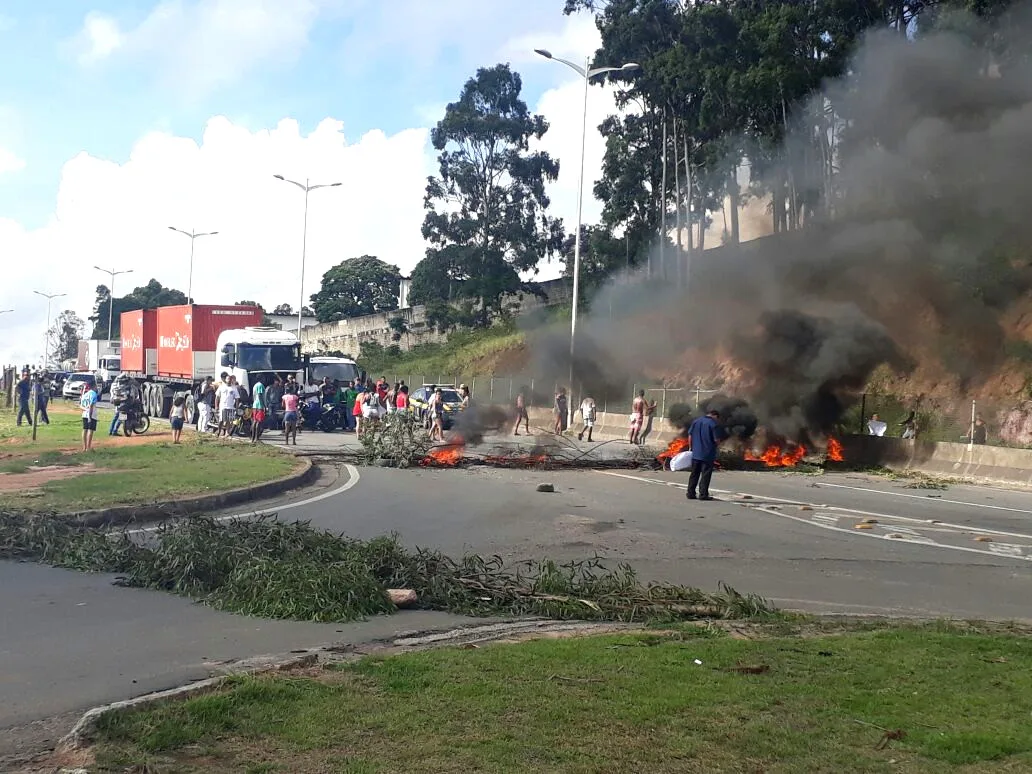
[
  {"xmin": 277, "ymin": 464, "xmax": 1032, "ymax": 621},
  {"xmin": 3, "ymin": 455, "xmax": 1032, "ymax": 760}
]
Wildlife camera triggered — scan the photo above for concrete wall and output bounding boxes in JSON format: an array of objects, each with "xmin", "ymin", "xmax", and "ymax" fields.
[
  {"xmin": 300, "ymin": 277, "xmax": 573, "ymax": 356},
  {"xmin": 842, "ymin": 435, "xmax": 1032, "ymax": 486}
]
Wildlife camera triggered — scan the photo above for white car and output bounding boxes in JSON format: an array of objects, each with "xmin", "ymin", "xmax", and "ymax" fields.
[{"xmin": 62, "ymin": 372, "xmax": 98, "ymax": 399}]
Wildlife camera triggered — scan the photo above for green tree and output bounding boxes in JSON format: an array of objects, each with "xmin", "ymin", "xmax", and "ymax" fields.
[
  {"xmin": 413, "ymin": 63, "xmax": 564, "ymax": 324},
  {"xmin": 46, "ymin": 310, "xmax": 85, "ymax": 364},
  {"xmin": 272, "ymin": 303, "xmax": 293, "ymax": 315},
  {"xmin": 89, "ymin": 279, "xmax": 187, "ymax": 340},
  {"xmin": 310, "ymin": 255, "xmax": 402, "ymax": 323}
]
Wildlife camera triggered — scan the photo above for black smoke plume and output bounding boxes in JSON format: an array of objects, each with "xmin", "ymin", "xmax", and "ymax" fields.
[{"xmin": 529, "ymin": 7, "xmax": 1032, "ymax": 440}]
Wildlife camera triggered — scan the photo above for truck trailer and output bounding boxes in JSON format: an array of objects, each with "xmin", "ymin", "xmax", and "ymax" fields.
[{"xmin": 120, "ymin": 304, "xmax": 303, "ymax": 421}]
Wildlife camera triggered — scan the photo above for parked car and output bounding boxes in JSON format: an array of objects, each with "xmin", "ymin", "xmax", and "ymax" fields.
[
  {"xmin": 62, "ymin": 372, "xmax": 98, "ymax": 399},
  {"xmin": 408, "ymin": 384, "xmax": 463, "ymax": 430}
]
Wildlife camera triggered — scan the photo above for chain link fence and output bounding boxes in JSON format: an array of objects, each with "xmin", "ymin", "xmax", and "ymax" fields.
[
  {"xmin": 377, "ymin": 372, "xmax": 720, "ymax": 416},
  {"xmin": 841, "ymin": 392, "xmax": 1032, "ymax": 448},
  {"xmin": 374, "ymin": 372, "xmax": 1032, "ymax": 448}
]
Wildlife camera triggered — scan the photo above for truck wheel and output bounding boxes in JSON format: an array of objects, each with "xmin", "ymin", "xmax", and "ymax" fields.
[
  {"xmin": 159, "ymin": 395, "xmax": 172, "ymax": 419},
  {"xmin": 143, "ymin": 384, "xmax": 153, "ymax": 416}
]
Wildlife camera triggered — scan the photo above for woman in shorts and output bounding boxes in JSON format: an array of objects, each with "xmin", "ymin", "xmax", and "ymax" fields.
[
  {"xmin": 170, "ymin": 395, "xmax": 186, "ymax": 444},
  {"xmin": 281, "ymin": 387, "xmax": 299, "ymax": 445}
]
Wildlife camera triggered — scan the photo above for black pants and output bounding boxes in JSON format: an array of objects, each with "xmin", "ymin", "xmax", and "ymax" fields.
[
  {"xmin": 16, "ymin": 400, "xmax": 31, "ymax": 426},
  {"xmin": 687, "ymin": 459, "xmax": 715, "ymax": 499}
]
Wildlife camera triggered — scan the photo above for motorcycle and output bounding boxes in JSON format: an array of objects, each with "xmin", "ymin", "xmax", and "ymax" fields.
[
  {"xmin": 120, "ymin": 398, "xmax": 150, "ymax": 436},
  {"xmin": 301, "ymin": 398, "xmax": 345, "ymax": 432}
]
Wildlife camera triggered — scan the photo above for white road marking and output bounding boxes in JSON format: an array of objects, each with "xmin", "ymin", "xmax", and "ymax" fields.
[
  {"xmin": 127, "ymin": 464, "xmax": 361, "ymax": 536},
  {"xmin": 815, "ymin": 481, "xmax": 1032, "ymax": 516},
  {"xmin": 595, "ymin": 470, "xmax": 1032, "ymax": 562},
  {"xmin": 596, "ymin": 470, "xmax": 1032, "ymax": 541}
]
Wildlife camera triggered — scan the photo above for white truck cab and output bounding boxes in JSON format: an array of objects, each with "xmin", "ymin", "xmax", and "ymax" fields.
[
  {"xmin": 217, "ymin": 327, "xmax": 303, "ymax": 393},
  {"xmin": 306, "ymin": 356, "xmax": 362, "ymax": 392}
]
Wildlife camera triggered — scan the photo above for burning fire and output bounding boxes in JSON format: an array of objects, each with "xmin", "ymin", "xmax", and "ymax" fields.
[
  {"xmin": 657, "ymin": 436, "xmax": 691, "ymax": 465},
  {"xmin": 421, "ymin": 435, "xmax": 465, "ymax": 467},
  {"xmin": 827, "ymin": 438, "xmax": 844, "ymax": 462},
  {"xmin": 745, "ymin": 444, "xmax": 808, "ymax": 467}
]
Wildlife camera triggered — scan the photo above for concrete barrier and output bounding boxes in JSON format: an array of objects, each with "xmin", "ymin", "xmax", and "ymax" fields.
[
  {"xmin": 522, "ymin": 407, "xmax": 680, "ymax": 446},
  {"xmin": 841, "ymin": 435, "xmax": 1032, "ymax": 486}
]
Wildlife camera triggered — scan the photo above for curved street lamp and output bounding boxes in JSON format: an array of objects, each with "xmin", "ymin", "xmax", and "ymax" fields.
[
  {"xmin": 534, "ymin": 49, "xmax": 639, "ymax": 427},
  {"xmin": 273, "ymin": 175, "xmax": 343, "ymax": 337},
  {"xmin": 168, "ymin": 227, "xmax": 218, "ymax": 302}
]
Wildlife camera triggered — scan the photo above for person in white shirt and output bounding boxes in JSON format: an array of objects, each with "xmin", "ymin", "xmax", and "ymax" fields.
[
  {"xmin": 215, "ymin": 375, "xmax": 241, "ymax": 438},
  {"xmin": 79, "ymin": 384, "xmax": 99, "ymax": 451},
  {"xmin": 867, "ymin": 412, "xmax": 887, "ymax": 437},
  {"xmin": 577, "ymin": 396, "xmax": 597, "ymax": 442}
]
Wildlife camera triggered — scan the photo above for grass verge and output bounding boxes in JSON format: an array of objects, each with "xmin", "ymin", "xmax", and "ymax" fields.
[
  {"xmin": 0, "ymin": 514, "xmax": 772, "ymax": 624},
  {"xmin": 91, "ymin": 624, "xmax": 1032, "ymax": 773},
  {"xmin": 0, "ymin": 407, "xmax": 299, "ymax": 512}
]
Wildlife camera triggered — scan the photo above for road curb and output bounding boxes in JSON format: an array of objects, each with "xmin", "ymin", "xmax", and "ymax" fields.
[
  {"xmin": 53, "ymin": 618, "xmax": 643, "ymax": 757},
  {"xmin": 66, "ymin": 457, "xmax": 317, "ymax": 527}
]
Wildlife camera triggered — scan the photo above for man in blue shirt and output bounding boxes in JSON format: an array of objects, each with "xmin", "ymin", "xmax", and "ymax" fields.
[
  {"xmin": 15, "ymin": 372, "xmax": 31, "ymax": 427},
  {"xmin": 686, "ymin": 409, "xmax": 727, "ymax": 501}
]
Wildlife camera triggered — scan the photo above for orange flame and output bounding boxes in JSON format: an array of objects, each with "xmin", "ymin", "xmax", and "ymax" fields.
[
  {"xmin": 421, "ymin": 435, "xmax": 465, "ymax": 467},
  {"xmin": 746, "ymin": 443, "xmax": 807, "ymax": 467},
  {"xmin": 827, "ymin": 438, "xmax": 844, "ymax": 462},
  {"xmin": 657, "ymin": 436, "xmax": 691, "ymax": 464}
]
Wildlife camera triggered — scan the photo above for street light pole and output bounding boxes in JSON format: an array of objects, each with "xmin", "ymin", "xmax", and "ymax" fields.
[
  {"xmin": 273, "ymin": 175, "xmax": 343, "ymax": 337},
  {"xmin": 168, "ymin": 227, "xmax": 218, "ymax": 302},
  {"xmin": 94, "ymin": 266, "xmax": 134, "ymax": 346},
  {"xmin": 33, "ymin": 291, "xmax": 66, "ymax": 369},
  {"xmin": 533, "ymin": 49, "xmax": 639, "ymax": 428}
]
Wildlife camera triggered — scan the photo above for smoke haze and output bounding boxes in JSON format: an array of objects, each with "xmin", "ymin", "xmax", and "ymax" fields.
[{"xmin": 529, "ymin": 6, "xmax": 1032, "ymax": 440}]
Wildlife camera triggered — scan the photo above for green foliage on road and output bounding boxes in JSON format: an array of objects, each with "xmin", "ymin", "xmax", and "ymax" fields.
[
  {"xmin": 0, "ymin": 513, "xmax": 772, "ymax": 624},
  {"xmin": 0, "ymin": 407, "xmax": 298, "ymax": 512},
  {"xmin": 93, "ymin": 623, "xmax": 1032, "ymax": 773}
]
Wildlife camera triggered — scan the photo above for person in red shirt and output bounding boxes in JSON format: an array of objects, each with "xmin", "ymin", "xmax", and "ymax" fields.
[
  {"xmin": 396, "ymin": 385, "xmax": 409, "ymax": 412},
  {"xmin": 353, "ymin": 387, "xmax": 366, "ymax": 436}
]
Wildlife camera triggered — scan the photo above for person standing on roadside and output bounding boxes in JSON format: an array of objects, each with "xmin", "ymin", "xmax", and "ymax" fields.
[
  {"xmin": 553, "ymin": 387, "xmax": 568, "ymax": 435},
  {"xmin": 197, "ymin": 376, "xmax": 216, "ymax": 434},
  {"xmin": 169, "ymin": 396, "xmax": 186, "ymax": 444},
  {"xmin": 353, "ymin": 384, "xmax": 366, "ymax": 437},
  {"xmin": 686, "ymin": 409, "xmax": 727, "ymax": 502},
  {"xmin": 343, "ymin": 380, "xmax": 359, "ymax": 432},
  {"xmin": 282, "ymin": 385, "xmax": 300, "ymax": 445},
  {"xmin": 33, "ymin": 373, "xmax": 50, "ymax": 425},
  {"xmin": 513, "ymin": 387, "xmax": 530, "ymax": 436},
  {"xmin": 215, "ymin": 375, "xmax": 240, "ymax": 438},
  {"xmin": 15, "ymin": 371, "xmax": 31, "ymax": 427},
  {"xmin": 577, "ymin": 395, "xmax": 596, "ymax": 442},
  {"xmin": 629, "ymin": 390, "xmax": 648, "ymax": 445},
  {"xmin": 80, "ymin": 382, "xmax": 99, "ymax": 451},
  {"xmin": 250, "ymin": 375, "xmax": 267, "ymax": 444}
]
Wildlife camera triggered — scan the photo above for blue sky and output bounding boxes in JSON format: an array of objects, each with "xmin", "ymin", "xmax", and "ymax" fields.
[
  {"xmin": 0, "ymin": 0, "xmax": 621, "ymax": 365},
  {"xmin": 0, "ymin": 0, "xmax": 599, "ymax": 229}
]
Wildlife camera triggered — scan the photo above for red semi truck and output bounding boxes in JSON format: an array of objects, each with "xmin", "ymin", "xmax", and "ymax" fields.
[{"xmin": 120, "ymin": 304, "xmax": 303, "ymax": 420}]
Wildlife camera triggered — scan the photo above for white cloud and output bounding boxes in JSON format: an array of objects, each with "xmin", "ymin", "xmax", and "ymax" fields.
[
  {"xmin": 1, "ymin": 10, "xmax": 619, "ymax": 365},
  {"xmin": 77, "ymin": 12, "xmax": 125, "ymax": 64},
  {"xmin": 0, "ymin": 147, "xmax": 25, "ymax": 175},
  {"xmin": 72, "ymin": 0, "xmax": 327, "ymax": 95}
]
